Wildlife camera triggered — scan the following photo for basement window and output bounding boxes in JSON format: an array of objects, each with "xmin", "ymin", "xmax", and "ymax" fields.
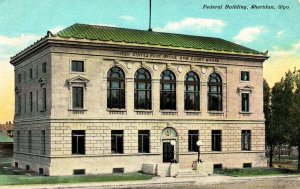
[
  {"xmin": 113, "ymin": 168, "xmax": 124, "ymax": 173},
  {"xmin": 243, "ymin": 163, "xmax": 252, "ymax": 168},
  {"xmin": 26, "ymin": 165, "xmax": 30, "ymax": 171},
  {"xmin": 73, "ymin": 169, "xmax": 85, "ymax": 175},
  {"xmin": 213, "ymin": 164, "xmax": 223, "ymax": 170},
  {"xmin": 39, "ymin": 168, "xmax": 44, "ymax": 175}
]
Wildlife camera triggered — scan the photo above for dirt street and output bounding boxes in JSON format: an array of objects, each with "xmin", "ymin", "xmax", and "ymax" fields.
[{"xmin": 145, "ymin": 176, "xmax": 300, "ymax": 189}]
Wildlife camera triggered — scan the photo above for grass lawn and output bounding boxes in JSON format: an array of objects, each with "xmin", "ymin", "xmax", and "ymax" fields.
[
  {"xmin": 214, "ymin": 167, "xmax": 299, "ymax": 177},
  {"xmin": 0, "ymin": 163, "xmax": 154, "ymax": 186}
]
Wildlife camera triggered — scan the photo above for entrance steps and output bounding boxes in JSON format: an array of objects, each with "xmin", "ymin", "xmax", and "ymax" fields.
[{"xmin": 175, "ymin": 169, "xmax": 206, "ymax": 178}]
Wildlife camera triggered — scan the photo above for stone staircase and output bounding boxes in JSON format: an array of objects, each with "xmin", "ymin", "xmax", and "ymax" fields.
[{"xmin": 175, "ymin": 169, "xmax": 206, "ymax": 178}]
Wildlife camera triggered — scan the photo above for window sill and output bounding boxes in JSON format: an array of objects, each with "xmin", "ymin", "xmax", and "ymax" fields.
[
  {"xmin": 107, "ymin": 109, "xmax": 127, "ymax": 112},
  {"xmin": 211, "ymin": 150, "xmax": 222, "ymax": 153},
  {"xmin": 70, "ymin": 71, "xmax": 86, "ymax": 74},
  {"xmin": 239, "ymin": 112, "xmax": 252, "ymax": 114},
  {"xmin": 160, "ymin": 110, "xmax": 177, "ymax": 113},
  {"xmin": 68, "ymin": 108, "xmax": 87, "ymax": 111},
  {"xmin": 185, "ymin": 110, "xmax": 201, "ymax": 113},
  {"xmin": 134, "ymin": 109, "xmax": 153, "ymax": 112},
  {"xmin": 71, "ymin": 154, "xmax": 86, "ymax": 156},
  {"xmin": 179, "ymin": 152, "xmax": 198, "ymax": 155},
  {"xmin": 40, "ymin": 109, "xmax": 47, "ymax": 112},
  {"xmin": 208, "ymin": 111, "xmax": 224, "ymax": 114},
  {"xmin": 185, "ymin": 111, "xmax": 201, "ymax": 116},
  {"xmin": 188, "ymin": 150, "xmax": 199, "ymax": 153}
]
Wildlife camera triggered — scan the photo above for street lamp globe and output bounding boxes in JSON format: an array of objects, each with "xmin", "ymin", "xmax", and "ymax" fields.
[{"xmin": 196, "ymin": 140, "xmax": 202, "ymax": 146}]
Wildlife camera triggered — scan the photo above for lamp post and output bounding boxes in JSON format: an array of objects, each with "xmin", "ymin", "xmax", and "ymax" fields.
[
  {"xmin": 170, "ymin": 140, "xmax": 176, "ymax": 163},
  {"xmin": 196, "ymin": 140, "xmax": 202, "ymax": 163}
]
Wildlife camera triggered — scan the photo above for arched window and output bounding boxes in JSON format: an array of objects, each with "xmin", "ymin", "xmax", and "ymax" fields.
[
  {"xmin": 160, "ymin": 70, "xmax": 176, "ymax": 110},
  {"xmin": 208, "ymin": 73, "xmax": 222, "ymax": 111},
  {"xmin": 185, "ymin": 71, "xmax": 200, "ymax": 111},
  {"xmin": 134, "ymin": 68, "xmax": 151, "ymax": 110},
  {"xmin": 107, "ymin": 66, "xmax": 125, "ymax": 109}
]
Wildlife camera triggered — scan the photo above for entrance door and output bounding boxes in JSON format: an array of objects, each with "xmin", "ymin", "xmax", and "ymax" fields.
[{"xmin": 163, "ymin": 142, "xmax": 174, "ymax": 162}]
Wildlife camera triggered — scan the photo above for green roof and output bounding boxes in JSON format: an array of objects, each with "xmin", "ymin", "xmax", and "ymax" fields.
[
  {"xmin": 56, "ymin": 23, "xmax": 265, "ymax": 56},
  {"xmin": 0, "ymin": 132, "xmax": 13, "ymax": 143}
]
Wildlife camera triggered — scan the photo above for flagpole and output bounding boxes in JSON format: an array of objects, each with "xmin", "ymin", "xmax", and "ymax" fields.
[{"xmin": 148, "ymin": 0, "xmax": 152, "ymax": 31}]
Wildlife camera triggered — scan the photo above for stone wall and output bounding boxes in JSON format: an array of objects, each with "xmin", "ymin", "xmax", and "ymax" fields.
[
  {"xmin": 50, "ymin": 47, "xmax": 264, "ymax": 122},
  {"xmin": 13, "ymin": 120, "xmax": 265, "ymax": 175},
  {"xmin": 12, "ymin": 44, "xmax": 266, "ymax": 176}
]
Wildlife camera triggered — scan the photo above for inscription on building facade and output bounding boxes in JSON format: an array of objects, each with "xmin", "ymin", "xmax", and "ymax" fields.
[{"xmin": 113, "ymin": 51, "xmax": 220, "ymax": 63}]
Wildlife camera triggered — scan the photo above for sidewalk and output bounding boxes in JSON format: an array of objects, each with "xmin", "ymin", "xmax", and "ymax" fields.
[{"xmin": 0, "ymin": 174, "xmax": 300, "ymax": 189}]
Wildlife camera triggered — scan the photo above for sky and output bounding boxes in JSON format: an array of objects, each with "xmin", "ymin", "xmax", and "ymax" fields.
[{"xmin": 0, "ymin": 0, "xmax": 300, "ymax": 123}]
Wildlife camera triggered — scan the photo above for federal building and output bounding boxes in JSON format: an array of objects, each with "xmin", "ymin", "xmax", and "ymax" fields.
[{"xmin": 11, "ymin": 24, "xmax": 268, "ymax": 176}]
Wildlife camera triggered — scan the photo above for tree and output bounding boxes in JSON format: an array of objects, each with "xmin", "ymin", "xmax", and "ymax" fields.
[
  {"xmin": 288, "ymin": 69, "xmax": 300, "ymax": 171},
  {"xmin": 268, "ymin": 71, "xmax": 294, "ymax": 167},
  {"xmin": 268, "ymin": 81, "xmax": 283, "ymax": 166},
  {"xmin": 265, "ymin": 69, "xmax": 300, "ymax": 171},
  {"xmin": 264, "ymin": 79, "xmax": 274, "ymax": 166}
]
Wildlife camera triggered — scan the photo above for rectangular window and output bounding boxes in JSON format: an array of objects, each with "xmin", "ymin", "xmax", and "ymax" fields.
[
  {"xmin": 111, "ymin": 130, "xmax": 123, "ymax": 154},
  {"xmin": 243, "ymin": 163, "xmax": 252, "ymax": 168},
  {"xmin": 18, "ymin": 74, "xmax": 21, "ymax": 83},
  {"xmin": 36, "ymin": 65, "xmax": 39, "ymax": 77},
  {"xmin": 41, "ymin": 130, "xmax": 46, "ymax": 155},
  {"xmin": 39, "ymin": 168, "xmax": 44, "ymax": 175},
  {"xmin": 42, "ymin": 88, "xmax": 47, "ymax": 110},
  {"xmin": 29, "ymin": 92, "xmax": 33, "ymax": 112},
  {"xmin": 42, "ymin": 62, "xmax": 47, "ymax": 73},
  {"xmin": 241, "ymin": 71, "xmax": 250, "ymax": 81},
  {"xmin": 241, "ymin": 130, "xmax": 251, "ymax": 151},
  {"xmin": 17, "ymin": 94, "xmax": 21, "ymax": 115},
  {"xmin": 212, "ymin": 130, "xmax": 221, "ymax": 151},
  {"xmin": 29, "ymin": 68, "xmax": 33, "ymax": 79},
  {"xmin": 28, "ymin": 130, "xmax": 32, "ymax": 153},
  {"xmin": 188, "ymin": 130, "xmax": 199, "ymax": 152},
  {"xmin": 24, "ymin": 71, "xmax": 26, "ymax": 82},
  {"xmin": 72, "ymin": 87, "xmax": 84, "ymax": 109},
  {"xmin": 72, "ymin": 130, "xmax": 85, "ymax": 154},
  {"xmin": 73, "ymin": 169, "xmax": 85, "ymax": 175},
  {"xmin": 138, "ymin": 130, "xmax": 150, "ymax": 153},
  {"xmin": 16, "ymin": 131, "xmax": 20, "ymax": 151},
  {"xmin": 36, "ymin": 90, "xmax": 39, "ymax": 111},
  {"xmin": 71, "ymin": 60, "xmax": 84, "ymax": 72},
  {"xmin": 24, "ymin": 93, "xmax": 26, "ymax": 113},
  {"xmin": 241, "ymin": 93, "xmax": 249, "ymax": 112},
  {"xmin": 213, "ymin": 164, "xmax": 223, "ymax": 170},
  {"xmin": 113, "ymin": 168, "xmax": 124, "ymax": 173}
]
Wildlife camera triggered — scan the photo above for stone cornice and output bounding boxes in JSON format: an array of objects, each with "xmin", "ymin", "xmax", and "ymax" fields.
[
  {"xmin": 13, "ymin": 117, "xmax": 265, "ymax": 124},
  {"xmin": 10, "ymin": 36, "xmax": 269, "ymax": 66}
]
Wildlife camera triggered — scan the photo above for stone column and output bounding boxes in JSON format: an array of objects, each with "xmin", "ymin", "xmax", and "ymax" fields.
[
  {"xmin": 201, "ymin": 82, "xmax": 208, "ymax": 117},
  {"xmin": 177, "ymin": 80, "xmax": 184, "ymax": 117},
  {"xmin": 126, "ymin": 78, "xmax": 134, "ymax": 116},
  {"xmin": 152, "ymin": 79, "xmax": 160, "ymax": 117}
]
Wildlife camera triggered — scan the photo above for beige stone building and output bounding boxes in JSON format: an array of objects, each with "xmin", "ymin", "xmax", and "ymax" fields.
[{"xmin": 11, "ymin": 24, "xmax": 268, "ymax": 176}]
